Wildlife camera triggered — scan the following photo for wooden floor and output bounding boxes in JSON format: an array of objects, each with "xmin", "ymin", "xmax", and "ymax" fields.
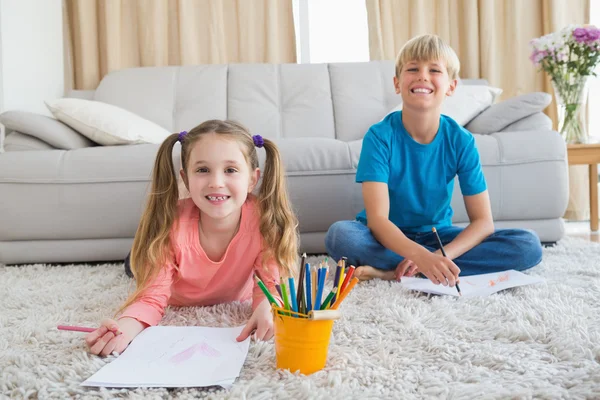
[{"xmin": 564, "ymin": 220, "xmax": 600, "ymax": 243}]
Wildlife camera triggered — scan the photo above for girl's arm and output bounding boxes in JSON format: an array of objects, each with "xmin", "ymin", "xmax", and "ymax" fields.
[
  {"xmin": 86, "ymin": 261, "xmax": 175, "ymax": 356},
  {"xmin": 439, "ymin": 190, "xmax": 494, "ymax": 259}
]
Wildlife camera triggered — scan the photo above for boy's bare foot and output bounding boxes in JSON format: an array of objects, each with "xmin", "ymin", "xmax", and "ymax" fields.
[{"xmin": 353, "ymin": 265, "xmax": 396, "ymax": 281}]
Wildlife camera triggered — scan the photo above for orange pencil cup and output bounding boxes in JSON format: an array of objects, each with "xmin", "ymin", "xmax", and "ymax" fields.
[{"xmin": 271, "ymin": 307, "xmax": 336, "ymax": 375}]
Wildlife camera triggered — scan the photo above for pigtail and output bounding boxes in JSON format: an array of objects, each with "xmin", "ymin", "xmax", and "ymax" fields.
[
  {"xmin": 257, "ymin": 138, "xmax": 299, "ymax": 277},
  {"xmin": 116, "ymin": 133, "xmax": 181, "ymax": 315}
]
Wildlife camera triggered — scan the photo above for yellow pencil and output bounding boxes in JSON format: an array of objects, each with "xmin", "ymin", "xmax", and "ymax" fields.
[
  {"xmin": 336, "ymin": 263, "xmax": 345, "ymax": 299},
  {"xmin": 331, "ymin": 277, "xmax": 359, "ymax": 310}
]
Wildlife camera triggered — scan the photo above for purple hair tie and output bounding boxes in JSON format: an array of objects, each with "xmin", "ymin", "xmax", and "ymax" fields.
[
  {"xmin": 252, "ymin": 134, "xmax": 264, "ymax": 148},
  {"xmin": 178, "ymin": 130, "xmax": 188, "ymax": 143}
]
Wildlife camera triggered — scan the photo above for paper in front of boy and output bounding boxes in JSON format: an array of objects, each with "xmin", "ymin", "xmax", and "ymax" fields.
[
  {"xmin": 82, "ymin": 325, "xmax": 250, "ymax": 388},
  {"xmin": 400, "ymin": 269, "xmax": 544, "ymax": 297}
]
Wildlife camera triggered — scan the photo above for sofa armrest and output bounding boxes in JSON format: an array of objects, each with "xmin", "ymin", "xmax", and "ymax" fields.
[
  {"xmin": 0, "ymin": 110, "xmax": 95, "ymax": 150},
  {"xmin": 465, "ymin": 92, "xmax": 552, "ymax": 134}
]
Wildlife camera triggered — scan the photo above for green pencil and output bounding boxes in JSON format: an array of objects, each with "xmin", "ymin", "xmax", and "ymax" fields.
[
  {"xmin": 254, "ymin": 275, "xmax": 278, "ymax": 306},
  {"xmin": 320, "ymin": 287, "xmax": 337, "ymax": 310},
  {"xmin": 280, "ymin": 278, "xmax": 291, "ymax": 311}
]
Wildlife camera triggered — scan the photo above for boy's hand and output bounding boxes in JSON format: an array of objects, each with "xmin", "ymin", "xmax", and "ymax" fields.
[
  {"xmin": 85, "ymin": 317, "xmax": 143, "ymax": 357},
  {"xmin": 237, "ymin": 299, "xmax": 273, "ymax": 342},
  {"xmin": 412, "ymin": 251, "xmax": 461, "ymax": 287},
  {"xmin": 394, "ymin": 259, "xmax": 419, "ymax": 281}
]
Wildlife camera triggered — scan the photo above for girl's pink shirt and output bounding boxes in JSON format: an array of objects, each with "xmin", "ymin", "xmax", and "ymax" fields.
[{"xmin": 120, "ymin": 196, "xmax": 281, "ymax": 327}]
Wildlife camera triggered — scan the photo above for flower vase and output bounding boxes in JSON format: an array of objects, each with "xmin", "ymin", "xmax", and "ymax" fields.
[{"xmin": 552, "ymin": 76, "xmax": 589, "ymax": 144}]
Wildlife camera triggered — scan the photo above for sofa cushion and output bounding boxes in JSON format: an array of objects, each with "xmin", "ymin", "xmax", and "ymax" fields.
[
  {"xmin": 0, "ymin": 110, "xmax": 94, "ymax": 149},
  {"xmin": 3, "ymin": 131, "xmax": 57, "ymax": 151},
  {"xmin": 329, "ymin": 61, "xmax": 398, "ymax": 142},
  {"xmin": 262, "ymin": 138, "xmax": 354, "ymax": 174},
  {"xmin": 501, "ymin": 112, "xmax": 553, "ymax": 132},
  {"xmin": 45, "ymin": 98, "xmax": 172, "ymax": 145},
  {"xmin": 465, "ymin": 92, "xmax": 552, "ymax": 134}
]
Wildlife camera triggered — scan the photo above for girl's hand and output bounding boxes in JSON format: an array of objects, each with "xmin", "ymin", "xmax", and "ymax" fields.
[
  {"xmin": 85, "ymin": 317, "xmax": 144, "ymax": 356},
  {"xmin": 236, "ymin": 299, "xmax": 273, "ymax": 342},
  {"xmin": 394, "ymin": 259, "xmax": 419, "ymax": 281},
  {"xmin": 412, "ymin": 250, "xmax": 461, "ymax": 287}
]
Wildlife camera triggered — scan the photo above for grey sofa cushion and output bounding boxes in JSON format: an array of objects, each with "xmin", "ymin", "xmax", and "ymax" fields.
[
  {"xmin": 0, "ymin": 110, "xmax": 95, "ymax": 149},
  {"xmin": 4, "ymin": 131, "xmax": 57, "ymax": 151},
  {"xmin": 465, "ymin": 92, "xmax": 552, "ymax": 134},
  {"xmin": 501, "ymin": 112, "xmax": 553, "ymax": 132}
]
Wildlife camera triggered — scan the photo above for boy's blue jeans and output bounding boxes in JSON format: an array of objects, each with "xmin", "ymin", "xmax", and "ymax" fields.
[{"xmin": 325, "ymin": 221, "xmax": 543, "ymax": 276}]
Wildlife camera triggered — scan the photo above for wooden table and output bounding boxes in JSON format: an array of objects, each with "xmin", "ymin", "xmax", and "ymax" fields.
[{"xmin": 567, "ymin": 143, "xmax": 600, "ymax": 231}]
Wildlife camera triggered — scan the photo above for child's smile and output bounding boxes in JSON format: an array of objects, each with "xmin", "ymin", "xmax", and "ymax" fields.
[{"xmin": 205, "ymin": 193, "xmax": 231, "ymax": 205}]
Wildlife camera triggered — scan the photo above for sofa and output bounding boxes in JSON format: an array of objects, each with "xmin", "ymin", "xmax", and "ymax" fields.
[{"xmin": 0, "ymin": 61, "xmax": 568, "ymax": 265}]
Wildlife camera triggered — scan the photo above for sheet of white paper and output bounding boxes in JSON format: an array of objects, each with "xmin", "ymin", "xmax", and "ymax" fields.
[
  {"xmin": 82, "ymin": 325, "xmax": 250, "ymax": 388},
  {"xmin": 400, "ymin": 270, "xmax": 544, "ymax": 297}
]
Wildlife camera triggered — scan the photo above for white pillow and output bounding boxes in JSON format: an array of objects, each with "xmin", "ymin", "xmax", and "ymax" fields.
[
  {"xmin": 384, "ymin": 85, "xmax": 503, "ymax": 126},
  {"xmin": 442, "ymin": 85, "xmax": 502, "ymax": 125},
  {"xmin": 45, "ymin": 98, "xmax": 171, "ymax": 145}
]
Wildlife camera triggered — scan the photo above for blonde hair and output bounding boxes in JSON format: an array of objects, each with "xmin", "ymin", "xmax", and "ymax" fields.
[
  {"xmin": 117, "ymin": 120, "xmax": 299, "ymax": 315},
  {"xmin": 395, "ymin": 34, "xmax": 460, "ymax": 80}
]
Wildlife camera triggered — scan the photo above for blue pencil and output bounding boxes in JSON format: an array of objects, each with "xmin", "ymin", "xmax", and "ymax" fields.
[
  {"xmin": 288, "ymin": 277, "xmax": 298, "ymax": 315},
  {"xmin": 315, "ymin": 267, "xmax": 326, "ymax": 310},
  {"xmin": 305, "ymin": 262, "xmax": 312, "ymax": 312}
]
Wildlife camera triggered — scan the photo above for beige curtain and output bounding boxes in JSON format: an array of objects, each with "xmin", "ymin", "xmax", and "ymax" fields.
[
  {"xmin": 64, "ymin": 0, "xmax": 296, "ymax": 91},
  {"xmin": 367, "ymin": 0, "xmax": 590, "ymax": 221}
]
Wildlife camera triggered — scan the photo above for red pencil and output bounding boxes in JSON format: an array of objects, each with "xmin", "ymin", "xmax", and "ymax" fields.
[{"xmin": 57, "ymin": 325, "xmax": 95, "ymax": 333}]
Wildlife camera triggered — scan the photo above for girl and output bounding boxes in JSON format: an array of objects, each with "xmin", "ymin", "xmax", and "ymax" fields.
[{"xmin": 86, "ymin": 120, "xmax": 298, "ymax": 356}]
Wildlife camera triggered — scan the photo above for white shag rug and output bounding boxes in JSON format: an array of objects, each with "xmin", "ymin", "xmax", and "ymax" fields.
[{"xmin": 2, "ymin": 237, "xmax": 600, "ymax": 399}]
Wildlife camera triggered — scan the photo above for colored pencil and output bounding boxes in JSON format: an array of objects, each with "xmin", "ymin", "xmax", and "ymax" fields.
[
  {"xmin": 254, "ymin": 275, "xmax": 279, "ymax": 306},
  {"xmin": 296, "ymin": 253, "xmax": 307, "ymax": 314},
  {"xmin": 315, "ymin": 267, "xmax": 326, "ymax": 310},
  {"xmin": 320, "ymin": 287, "xmax": 337, "ymax": 310},
  {"xmin": 275, "ymin": 282, "xmax": 283, "ymax": 300},
  {"xmin": 280, "ymin": 278, "xmax": 291, "ymax": 311},
  {"xmin": 331, "ymin": 261, "xmax": 342, "ymax": 304},
  {"xmin": 331, "ymin": 277, "xmax": 359, "ymax": 310},
  {"xmin": 312, "ymin": 266, "xmax": 317, "ymax": 308},
  {"xmin": 288, "ymin": 277, "xmax": 298, "ymax": 314},
  {"xmin": 57, "ymin": 325, "xmax": 95, "ymax": 333},
  {"xmin": 432, "ymin": 227, "xmax": 461, "ymax": 296},
  {"xmin": 305, "ymin": 262, "xmax": 312, "ymax": 312},
  {"xmin": 336, "ymin": 263, "xmax": 345, "ymax": 299},
  {"xmin": 339, "ymin": 265, "xmax": 356, "ymax": 294}
]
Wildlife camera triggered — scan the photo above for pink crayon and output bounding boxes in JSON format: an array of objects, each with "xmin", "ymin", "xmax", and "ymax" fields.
[{"xmin": 57, "ymin": 325, "xmax": 95, "ymax": 333}]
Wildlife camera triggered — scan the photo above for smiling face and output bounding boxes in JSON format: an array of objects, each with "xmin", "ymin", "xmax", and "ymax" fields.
[
  {"xmin": 180, "ymin": 134, "xmax": 259, "ymax": 222},
  {"xmin": 394, "ymin": 59, "xmax": 457, "ymax": 112}
]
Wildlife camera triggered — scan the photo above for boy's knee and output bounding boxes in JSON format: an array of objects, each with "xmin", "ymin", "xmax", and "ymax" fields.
[
  {"xmin": 325, "ymin": 221, "xmax": 345, "ymax": 255},
  {"xmin": 520, "ymin": 229, "xmax": 543, "ymax": 268}
]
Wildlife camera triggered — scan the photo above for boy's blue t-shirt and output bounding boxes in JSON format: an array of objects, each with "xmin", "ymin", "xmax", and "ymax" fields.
[{"xmin": 356, "ymin": 110, "xmax": 487, "ymax": 233}]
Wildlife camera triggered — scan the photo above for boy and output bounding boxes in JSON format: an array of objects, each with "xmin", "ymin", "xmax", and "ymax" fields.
[{"xmin": 325, "ymin": 34, "xmax": 542, "ymax": 286}]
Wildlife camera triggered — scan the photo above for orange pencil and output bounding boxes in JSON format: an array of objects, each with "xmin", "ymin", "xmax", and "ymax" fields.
[{"xmin": 331, "ymin": 277, "xmax": 359, "ymax": 310}]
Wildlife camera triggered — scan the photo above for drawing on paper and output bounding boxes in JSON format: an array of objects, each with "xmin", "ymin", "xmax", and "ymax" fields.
[
  {"xmin": 169, "ymin": 342, "xmax": 221, "ymax": 364},
  {"xmin": 488, "ymin": 272, "xmax": 509, "ymax": 287}
]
